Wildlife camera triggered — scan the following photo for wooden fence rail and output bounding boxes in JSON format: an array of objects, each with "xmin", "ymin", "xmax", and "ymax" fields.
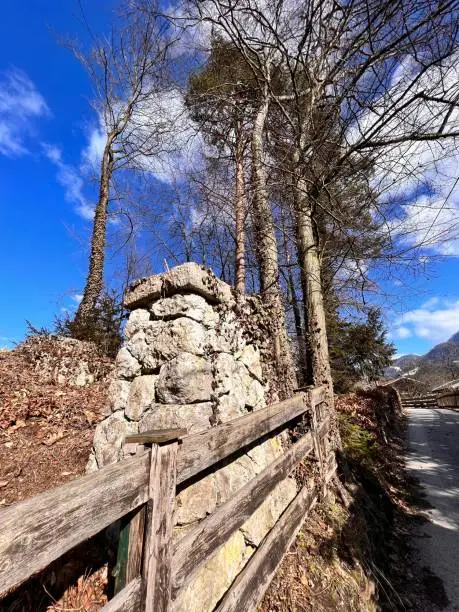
[{"xmin": 0, "ymin": 385, "xmax": 335, "ymax": 612}]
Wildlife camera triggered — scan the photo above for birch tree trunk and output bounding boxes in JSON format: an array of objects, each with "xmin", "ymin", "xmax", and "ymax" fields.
[
  {"xmin": 73, "ymin": 138, "xmax": 115, "ymax": 332},
  {"xmin": 234, "ymin": 125, "xmax": 246, "ymax": 296},
  {"xmin": 251, "ymin": 94, "xmax": 296, "ymax": 398}
]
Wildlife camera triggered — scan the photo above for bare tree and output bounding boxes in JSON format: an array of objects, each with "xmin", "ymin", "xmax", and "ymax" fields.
[
  {"xmin": 184, "ymin": 0, "xmax": 459, "ymax": 423},
  {"xmin": 71, "ymin": 0, "xmax": 178, "ymax": 335}
]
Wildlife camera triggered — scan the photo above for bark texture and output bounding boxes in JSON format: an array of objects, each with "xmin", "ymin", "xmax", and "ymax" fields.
[
  {"xmin": 74, "ymin": 139, "xmax": 114, "ymax": 331},
  {"xmin": 251, "ymin": 95, "xmax": 296, "ymax": 398},
  {"xmin": 234, "ymin": 127, "xmax": 246, "ymax": 296},
  {"xmin": 294, "ymin": 172, "xmax": 339, "ymax": 446}
]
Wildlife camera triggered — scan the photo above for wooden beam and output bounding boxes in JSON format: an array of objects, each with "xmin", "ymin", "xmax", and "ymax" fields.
[
  {"xmin": 142, "ymin": 442, "xmax": 178, "ymax": 612},
  {"xmin": 0, "ymin": 452, "xmax": 151, "ymax": 596},
  {"xmin": 102, "ymin": 577, "xmax": 142, "ymax": 612},
  {"xmin": 126, "ymin": 505, "xmax": 146, "ymax": 583},
  {"xmin": 125, "ymin": 429, "xmax": 187, "ymax": 445},
  {"xmin": 215, "ymin": 483, "xmax": 320, "ymax": 612},
  {"xmin": 171, "ymin": 429, "xmax": 316, "ymax": 597},
  {"xmin": 176, "ymin": 392, "xmax": 313, "ymax": 485}
]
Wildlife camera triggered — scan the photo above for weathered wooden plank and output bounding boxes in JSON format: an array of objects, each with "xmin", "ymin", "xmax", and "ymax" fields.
[
  {"xmin": 215, "ymin": 482, "xmax": 319, "ymax": 612},
  {"xmin": 142, "ymin": 442, "xmax": 177, "ymax": 612},
  {"xmin": 114, "ymin": 514, "xmax": 131, "ymax": 594},
  {"xmin": 176, "ymin": 391, "xmax": 314, "ymax": 485},
  {"xmin": 171, "ymin": 429, "xmax": 317, "ymax": 596},
  {"xmin": 102, "ymin": 577, "xmax": 142, "ymax": 612},
  {"xmin": 126, "ymin": 505, "xmax": 146, "ymax": 583},
  {"xmin": 125, "ymin": 428, "xmax": 187, "ymax": 445},
  {"xmin": 310, "ymin": 385, "xmax": 327, "ymax": 408},
  {"xmin": 0, "ymin": 452, "xmax": 151, "ymax": 596}
]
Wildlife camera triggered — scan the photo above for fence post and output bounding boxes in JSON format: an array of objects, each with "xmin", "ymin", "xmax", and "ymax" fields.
[
  {"xmin": 124, "ymin": 430, "xmax": 188, "ymax": 612},
  {"xmin": 309, "ymin": 393, "xmax": 326, "ymax": 496}
]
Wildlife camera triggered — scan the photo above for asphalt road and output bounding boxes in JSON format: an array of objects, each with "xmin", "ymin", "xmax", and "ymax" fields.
[{"xmin": 406, "ymin": 407, "xmax": 459, "ymax": 610}]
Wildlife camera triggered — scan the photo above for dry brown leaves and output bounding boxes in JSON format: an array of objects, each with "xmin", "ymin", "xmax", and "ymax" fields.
[{"xmin": 0, "ymin": 342, "xmax": 111, "ymax": 505}]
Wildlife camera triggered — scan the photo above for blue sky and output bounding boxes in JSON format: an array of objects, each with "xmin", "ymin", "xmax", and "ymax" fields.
[{"xmin": 0, "ymin": 1, "xmax": 458, "ymax": 356}]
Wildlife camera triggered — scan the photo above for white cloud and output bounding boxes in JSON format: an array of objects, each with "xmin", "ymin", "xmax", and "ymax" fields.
[
  {"xmin": 395, "ymin": 297, "xmax": 459, "ymax": 344},
  {"xmin": 72, "ymin": 293, "xmax": 83, "ymax": 304},
  {"xmin": 81, "ymin": 117, "xmax": 106, "ymax": 170},
  {"xmin": 0, "ymin": 68, "xmax": 49, "ymax": 156},
  {"xmin": 394, "ymin": 326, "xmax": 411, "ymax": 339},
  {"xmin": 42, "ymin": 143, "xmax": 94, "ymax": 220},
  {"xmin": 348, "ymin": 55, "xmax": 459, "ymax": 256}
]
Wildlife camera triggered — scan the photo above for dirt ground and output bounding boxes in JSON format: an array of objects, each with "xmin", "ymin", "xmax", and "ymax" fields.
[{"xmin": 0, "ymin": 340, "xmax": 112, "ymax": 611}]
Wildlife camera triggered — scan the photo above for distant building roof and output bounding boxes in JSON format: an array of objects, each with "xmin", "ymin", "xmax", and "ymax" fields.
[{"xmin": 432, "ymin": 378, "xmax": 459, "ymax": 392}]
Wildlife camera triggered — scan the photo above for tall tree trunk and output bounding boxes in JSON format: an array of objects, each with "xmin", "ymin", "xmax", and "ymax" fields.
[
  {"xmin": 280, "ymin": 204, "xmax": 307, "ymax": 385},
  {"xmin": 251, "ymin": 94, "xmax": 297, "ymax": 398},
  {"xmin": 294, "ymin": 170, "xmax": 339, "ymax": 445},
  {"xmin": 234, "ymin": 126, "xmax": 246, "ymax": 296},
  {"xmin": 73, "ymin": 139, "xmax": 114, "ymax": 332}
]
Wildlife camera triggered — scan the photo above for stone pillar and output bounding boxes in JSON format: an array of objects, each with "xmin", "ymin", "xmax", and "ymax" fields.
[{"xmin": 88, "ymin": 263, "xmax": 297, "ymax": 611}]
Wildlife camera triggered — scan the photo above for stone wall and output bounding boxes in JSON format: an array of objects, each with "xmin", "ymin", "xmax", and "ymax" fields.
[{"xmin": 87, "ymin": 263, "xmax": 297, "ymax": 610}]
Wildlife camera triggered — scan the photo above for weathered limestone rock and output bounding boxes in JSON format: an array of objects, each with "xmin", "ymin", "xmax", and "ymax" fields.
[
  {"xmin": 237, "ymin": 344, "xmax": 263, "ymax": 381},
  {"xmin": 172, "ymin": 530, "xmax": 253, "ymax": 612},
  {"xmin": 115, "ymin": 347, "xmax": 141, "ymax": 379},
  {"xmin": 140, "ymin": 402, "xmax": 213, "ymax": 434},
  {"xmin": 106, "ymin": 379, "xmax": 131, "ymax": 414},
  {"xmin": 156, "ymin": 353, "xmax": 213, "ymax": 404},
  {"xmin": 124, "ymin": 262, "xmax": 234, "ymax": 309},
  {"xmin": 175, "ymin": 475, "xmax": 218, "ymax": 525},
  {"xmin": 125, "ymin": 375, "xmax": 157, "ymax": 421},
  {"xmin": 126, "ymin": 319, "xmax": 207, "ymax": 370},
  {"xmin": 21, "ymin": 336, "xmax": 113, "ymax": 387},
  {"xmin": 125, "ymin": 308, "xmax": 150, "ymax": 340},
  {"xmin": 239, "ymin": 479, "xmax": 297, "ymax": 547},
  {"xmin": 151, "ymin": 294, "xmax": 219, "ymax": 327},
  {"xmin": 246, "ymin": 378, "xmax": 265, "ymax": 409},
  {"xmin": 217, "ymin": 391, "xmax": 247, "ymax": 422},
  {"xmin": 214, "ymin": 353, "xmax": 246, "ymax": 395},
  {"xmin": 92, "ymin": 412, "xmax": 138, "ymax": 469}
]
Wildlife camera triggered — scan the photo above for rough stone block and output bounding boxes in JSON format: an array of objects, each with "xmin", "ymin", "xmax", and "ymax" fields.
[
  {"xmin": 172, "ymin": 529, "xmax": 252, "ymax": 612},
  {"xmin": 124, "ymin": 262, "xmax": 234, "ymax": 309},
  {"xmin": 115, "ymin": 347, "xmax": 141, "ymax": 379},
  {"xmin": 245, "ymin": 378, "xmax": 265, "ymax": 409},
  {"xmin": 126, "ymin": 319, "xmax": 207, "ymax": 370},
  {"xmin": 124, "ymin": 308, "xmax": 150, "ymax": 340},
  {"xmin": 236, "ymin": 344, "xmax": 263, "ymax": 381},
  {"xmin": 156, "ymin": 353, "xmax": 214, "ymax": 403},
  {"xmin": 151, "ymin": 293, "xmax": 219, "ymax": 327},
  {"xmin": 106, "ymin": 378, "xmax": 131, "ymax": 413},
  {"xmin": 92, "ymin": 412, "xmax": 138, "ymax": 468},
  {"xmin": 125, "ymin": 374, "xmax": 158, "ymax": 421},
  {"xmin": 140, "ymin": 402, "xmax": 213, "ymax": 434},
  {"xmin": 175, "ymin": 475, "xmax": 218, "ymax": 525}
]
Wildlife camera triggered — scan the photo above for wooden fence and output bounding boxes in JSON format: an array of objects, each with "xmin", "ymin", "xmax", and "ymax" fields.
[
  {"xmin": 437, "ymin": 390, "xmax": 459, "ymax": 410},
  {"xmin": 0, "ymin": 386, "xmax": 335, "ymax": 612}
]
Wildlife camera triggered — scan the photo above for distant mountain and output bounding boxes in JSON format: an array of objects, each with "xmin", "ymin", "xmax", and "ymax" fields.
[
  {"xmin": 422, "ymin": 332, "xmax": 459, "ymax": 364},
  {"xmin": 384, "ymin": 332, "xmax": 459, "ymax": 388},
  {"xmin": 393, "ymin": 354, "xmax": 422, "ymax": 370}
]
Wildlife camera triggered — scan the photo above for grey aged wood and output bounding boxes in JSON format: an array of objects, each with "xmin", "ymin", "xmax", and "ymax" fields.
[
  {"xmin": 176, "ymin": 390, "xmax": 325, "ymax": 484},
  {"xmin": 0, "ymin": 452, "xmax": 151, "ymax": 596},
  {"xmin": 125, "ymin": 428, "xmax": 187, "ymax": 445},
  {"xmin": 126, "ymin": 505, "xmax": 146, "ymax": 583},
  {"xmin": 142, "ymin": 442, "xmax": 178, "ymax": 612},
  {"xmin": 171, "ymin": 429, "xmax": 316, "ymax": 596},
  {"xmin": 215, "ymin": 483, "xmax": 320, "ymax": 612},
  {"xmin": 102, "ymin": 577, "xmax": 142, "ymax": 612}
]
